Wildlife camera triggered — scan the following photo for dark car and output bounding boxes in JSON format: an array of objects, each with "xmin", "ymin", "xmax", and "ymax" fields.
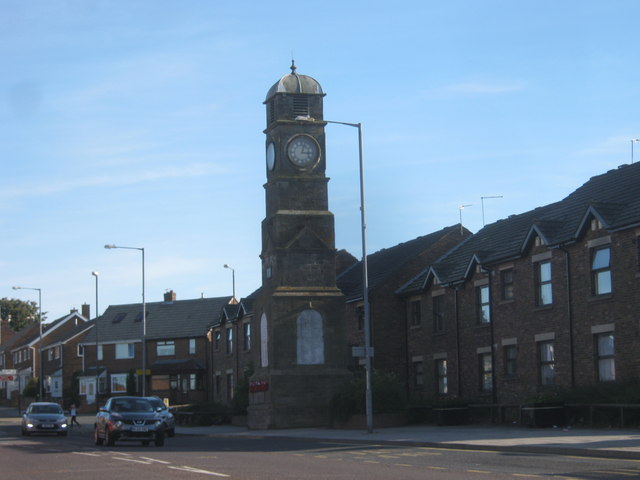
[
  {"xmin": 94, "ymin": 396, "xmax": 165, "ymax": 447},
  {"xmin": 144, "ymin": 396, "xmax": 175, "ymax": 437},
  {"xmin": 21, "ymin": 402, "xmax": 68, "ymax": 436}
]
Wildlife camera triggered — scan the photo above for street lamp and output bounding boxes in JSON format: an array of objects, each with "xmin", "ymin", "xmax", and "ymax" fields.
[
  {"xmin": 91, "ymin": 271, "xmax": 100, "ymax": 406},
  {"xmin": 458, "ymin": 204, "xmax": 472, "ymax": 235},
  {"xmin": 631, "ymin": 139, "xmax": 639, "ymax": 164},
  {"xmin": 295, "ymin": 115, "xmax": 373, "ymax": 434},
  {"xmin": 223, "ymin": 264, "xmax": 236, "ymax": 300},
  {"xmin": 12, "ymin": 286, "xmax": 43, "ymax": 399},
  {"xmin": 104, "ymin": 244, "xmax": 146, "ymax": 395}
]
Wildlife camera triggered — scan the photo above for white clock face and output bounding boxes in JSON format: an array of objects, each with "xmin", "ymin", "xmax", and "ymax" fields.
[
  {"xmin": 287, "ymin": 135, "xmax": 319, "ymax": 168},
  {"xmin": 266, "ymin": 142, "xmax": 275, "ymax": 171}
]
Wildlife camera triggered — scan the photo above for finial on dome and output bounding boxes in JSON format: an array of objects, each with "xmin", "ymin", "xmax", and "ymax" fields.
[{"xmin": 290, "ymin": 59, "xmax": 297, "ymax": 75}]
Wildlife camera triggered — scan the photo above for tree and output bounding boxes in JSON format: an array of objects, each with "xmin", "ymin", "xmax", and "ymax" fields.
[{"xmin": 0, "ymin": 297, "xmax": 43, "ymax": 332}]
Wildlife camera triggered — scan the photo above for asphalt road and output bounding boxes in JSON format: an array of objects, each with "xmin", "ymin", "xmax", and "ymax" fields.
[{"xmin": 2, "ymin": 418, "xmax": 640, "ymax": 479}]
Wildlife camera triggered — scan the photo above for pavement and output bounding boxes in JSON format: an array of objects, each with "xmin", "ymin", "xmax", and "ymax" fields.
[{"xmin": 2, "ymin": 407, "xmax": 640, "ymax": 460}]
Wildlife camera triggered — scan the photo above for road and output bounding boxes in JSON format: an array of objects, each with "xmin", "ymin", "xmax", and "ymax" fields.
[{"xmin": 2, "ymin": 419, "xmax": 640, "ymax": 479}]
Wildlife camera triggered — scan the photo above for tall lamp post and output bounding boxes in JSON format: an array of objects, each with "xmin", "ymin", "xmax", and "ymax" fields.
[
  {"xmin": 12, "ymin": 286, "xmax": 43, "ymax": 399},
  {"xmin": 295, "ymin": 116, "xmax": 373, "ymax": 433},
  {"xmin": 104, "ymin": 244, "xmax": 146, "ymax": 395},
  {"xmin": 223, "ymin": 264, "xmax": 236, "ymax": 300},
  {"xmin": 91, "ymin": 271, "xmax": 100, "ymax": 405}
]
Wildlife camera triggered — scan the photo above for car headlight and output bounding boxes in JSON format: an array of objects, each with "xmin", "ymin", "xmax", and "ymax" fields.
[
  {"xmin": 155, "ymin": 420, "xmax": 162, "ymax": 427},
  {"xmin": 26, "ymin": 422, "xmax": 34, "ymax": 428},
  {"xmin": 114, "ymin": 420, "xmax": 123, "ymax": 428}
]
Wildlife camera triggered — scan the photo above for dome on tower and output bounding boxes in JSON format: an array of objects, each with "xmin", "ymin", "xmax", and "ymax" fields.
[{"xmin": 265, "ymin": 61, "xmax": 323, "ymax": 101}]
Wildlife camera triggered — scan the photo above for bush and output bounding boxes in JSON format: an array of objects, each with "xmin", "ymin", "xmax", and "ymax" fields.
[
  {"xmin": 22, "ymin": 378, "xmax": 39, "ymax": 398},
  {"xmin": 232, "ymin": 363, "xmax": 254, "ymax": 416},
  {"xmin": 330, "ymin": 370, "xmax": 406, "ymax": 422}
]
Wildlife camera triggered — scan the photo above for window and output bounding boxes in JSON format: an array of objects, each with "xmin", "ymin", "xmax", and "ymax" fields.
[
  {"xmin": 504, "ymin": 345, "xmax": 517, "ymax": 377},
  {"xmin": 592, "ymin": 247, "xmax": 612, "ymax": 295},
  {"xmin": 115, "ymin": 343, "xmax": 134, "ymax": 359},
  {"xmin": 356, "ymin": 305, "xmax": 364, "ymax": 331},
  {"xmin": 156, "ymin": 341, "xmax": 175, "ymax": 356},
  {"xmin": 243, "ymin": 323, "xmax": 251, "ymax": 351},
  {"xmin": 48, "ymin": 349, "xmax": 53, "ymax": 361},
  {"xmin": 76, "ymin": 345, "xmax": 83, "ymax": 357},
  {"xmin": 97, "ymin": 345, "xmax": 103, "ymax": 361},
  {"xmin": 414, "ymin": 361, "xmax": 424, "ymax": 387},
  {"xmin": 189, "ymin": 338, "xmax": 196, "ymax": 355},
  {"xmin": 479, "ymin": 353, "xmax": 493, "ymax": 393},
  {"xmin": 226, "ymin": 373, "xmax": 234, "ymax": 401},
  {"xmin": 214, "ymin": 331, "xmax": 221, "ymax": 350},
  {"xmin": 410, "ymin": 300, "xmax": 421, "ymax": 327},
  {"xmin": 110, "ymin": 373, "xmax": 128, "ymax": 393},
  {"xmin": 226, "ymin": 328, "xmax": 233, "ymax": 354},
  {"xmin": 435, "ymin": 359, "xmax": 448, "ymax": 395},
  {"xmin": 215, "ymin": 374, "xmax": 221, "ymax": 397},
  {"xmin": 476, "ymin": 285, "xmax": 490, "ymax": 324},
  {"xmin": 432, "ymin": 296, "xmax": 445, "ymax": 333},
  {"xmin": 596, "ymin": 333, "xmax": 615, "ymax": 382},
  {"xmin": 501, "ymin": 269, "xmax": 514, "ymax": 300},
  {"xmin": 536, "ymin": 261, "xmax": 553, "ymax": 306},
  {"xmin": 539, "ymin": 341, "xmax": 555, "ymax": 385}
]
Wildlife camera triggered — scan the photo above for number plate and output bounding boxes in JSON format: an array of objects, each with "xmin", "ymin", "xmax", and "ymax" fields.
[
  {"xmin": 131, "ymin": 426, "xmax": 148, "ymax": 432},
  {"xmin": 41, "ymin": 424, "xmax": 54, "ymax": 428}
]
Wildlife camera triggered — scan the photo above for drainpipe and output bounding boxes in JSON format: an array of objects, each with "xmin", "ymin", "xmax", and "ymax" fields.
[
  {"xmin": 453, "ymin": 285, "xmax": 462, "ymax": 397},
  {"xmin": 557, "ymin": 246, "xmax": 575, "ymax": 388}
]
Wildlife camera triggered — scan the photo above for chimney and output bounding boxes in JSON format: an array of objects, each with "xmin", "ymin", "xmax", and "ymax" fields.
[
  {"xmin": 164, "ymin": 290, "xmax": 176, "ymax": 303},
  {"xmin": 81, "ymin": 303, "xmax": 91, "ymax": 319}
]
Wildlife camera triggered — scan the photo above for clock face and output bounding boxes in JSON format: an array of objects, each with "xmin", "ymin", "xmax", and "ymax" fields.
[
  {"xmin": 287, "ymin": 135, "xmax": 319, "ymax": 168},
  {"xmin": 266, "ymin": 142, "xmax": 275, "ymax": 171}
]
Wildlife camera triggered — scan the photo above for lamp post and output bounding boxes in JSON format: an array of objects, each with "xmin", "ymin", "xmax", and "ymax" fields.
[
  {"xmin": 458, "ymin": 204, "xmax": 472, "ymax": 235},
  {"xmin": 91, "ymin": 271, "xmax": 100, "ymax": 405},
  {"xmin": 295, "ymin": 115, "xmax": 373, "ymax": 433},
  {"xmin": 632, "ymin": 139, "xmax": 639, "ymax": 164},
  {"xmin": 12, "ymin": 286, "xmax": 42, "ymax": 399},
  {"xmin": 104, "ymin": 244, "xmax": 146, "ymax": 395},
  {"xmin": 223, "ymin": 264, "xmax": 236, "ymax": 300}
]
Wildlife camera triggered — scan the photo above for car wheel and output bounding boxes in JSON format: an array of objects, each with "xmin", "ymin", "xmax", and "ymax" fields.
[
  {"xmin": 105, "ymin": 426, "xmax": 115, "ymax": 446},
  {"xmin": 94, "ymin": 426, "xmax": 104, "ymax": 445},
  {"xmin": 154, "ymin": 431, "xmax": 165, "ymax": 447}
]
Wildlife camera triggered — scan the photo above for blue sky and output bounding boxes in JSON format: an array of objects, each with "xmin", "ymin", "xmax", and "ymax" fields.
[{"xmin": 2, "ymin": 1, "xmax": 639, "ymax": 320}]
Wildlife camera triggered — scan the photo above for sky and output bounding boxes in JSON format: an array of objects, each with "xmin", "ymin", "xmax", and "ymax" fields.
[{"xmin": 2, "ymin": 1, "xmax": 639, "ymax": 321}]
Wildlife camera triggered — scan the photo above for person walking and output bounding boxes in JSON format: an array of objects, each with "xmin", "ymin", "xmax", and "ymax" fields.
[{"xmin": 70, "ymin": 404, "xmax": 81, "ymax": 428}]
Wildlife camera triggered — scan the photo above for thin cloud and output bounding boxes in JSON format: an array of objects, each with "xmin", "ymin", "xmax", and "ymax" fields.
[{"xmin": 0, "ymin": 163, "xmax": 229, "ymax": 200}]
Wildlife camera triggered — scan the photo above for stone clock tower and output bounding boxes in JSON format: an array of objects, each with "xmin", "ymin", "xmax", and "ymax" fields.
[{"xmin": 248, "ymin": 63, "xmax": 350, "ymax": 429}]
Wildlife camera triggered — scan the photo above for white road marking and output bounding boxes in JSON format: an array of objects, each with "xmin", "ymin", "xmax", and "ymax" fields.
[
  {"xmin": 169, "ymin": 466, "xmax": 230, "ymax": 477},
  {"xmin": 113, "ymin": 456, "xmax": 152, "ymax": 465},
  {"xmin": 140, "ymin": 456, "xmax": 171, "ymax": 464}
]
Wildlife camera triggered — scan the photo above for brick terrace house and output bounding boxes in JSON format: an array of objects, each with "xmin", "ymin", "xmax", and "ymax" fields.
[
  {"xmin": 336, "ymin": 224, "xmax": 471, "ymax": 384},
  {"xmin": 41, "ymin": 312, "xmax": 94, "ymax": 405},
  {"xmin": 398, "ymin": 162, "xmax": 640, "ymax": 407},
  {"xmin": 207, "ymin": 293, "xmax": 259, "ymax": 405},
  {"xmin": 7, "ymin": 310, "xmax": 88, "ymax": 402},
  {"xmin": 79, "ymin": 291, "xmax": 233, "ymax": 407},
  {"xmin": 0, "ymin": 322, "xmax": 38, "ymax": 401}
]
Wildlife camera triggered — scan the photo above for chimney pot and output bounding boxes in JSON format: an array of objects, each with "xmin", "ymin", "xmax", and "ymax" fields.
[{"xmin": 164, "ymin": 290, "xmax": 176, "ymax": 303}]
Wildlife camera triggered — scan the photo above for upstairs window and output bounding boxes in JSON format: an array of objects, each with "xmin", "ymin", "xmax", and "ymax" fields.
[
  {"xmin": 591, "ymin": 246, "xmax": 612, "ymax": 295},
  {"xmin": 115, "ymin": 343, "xmax": 134, "ymax": 359},
  {"xmin": 504, "ymin": 345, "xmax": 517, "ymax": 377},
  {"xmin": 189, "ymin": 338, "xmax": 196, "ymax": 355},
  {"xmin": 410, "ymin": 300, "xmax": 421, "ymax": 327},
  {"xmin": 156, "ymin": 341, "xmax": 175, "ymax": 356},
  {"xmin": 476, "ymin": 285, "xmax": 490, "ymax": 324},
  {"xmin": 501, "ymin": 269, "xmax": 514, "ymax": 300},
  {"xmin": 243, "ymin": 323, "xmax": 251, "ymax": 351},
  {"xmin": 536, "ymin": 261, "xmax": 553, "ymax": 306},
  {"xmin": 432, "ymin": 295, "xmax": 445, "ymax": 333},
  {"xmin": 226, "ymin": 328, "xmax": 233, "ymax": 355}
]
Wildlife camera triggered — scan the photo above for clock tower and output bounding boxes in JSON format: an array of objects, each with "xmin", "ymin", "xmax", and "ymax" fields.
[{"xmin": 248, "ymin": 63, "xmax": 350, "ymax": 429}]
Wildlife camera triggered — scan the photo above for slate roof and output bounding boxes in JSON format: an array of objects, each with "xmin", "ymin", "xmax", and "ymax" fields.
[
  {"xmin": 81, "ymin": 296, "xmax": 233, "ymax": 344},
  {"xmin": 336, "ymin": 224, "xmax": 463, "ymax": 302},
  {"xmin": 398, "ymin": 162, "xmax": 640, "ymax": 293}
]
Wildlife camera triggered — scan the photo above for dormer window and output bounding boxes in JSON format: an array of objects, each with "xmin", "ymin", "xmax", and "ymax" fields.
[
  {"xmin": 591, "ymin": 218, "xmax": 603, "ymax": 231},
  {"xmin": 534, "ymin": 236, "xmax": 544, "ymax": 247}
]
